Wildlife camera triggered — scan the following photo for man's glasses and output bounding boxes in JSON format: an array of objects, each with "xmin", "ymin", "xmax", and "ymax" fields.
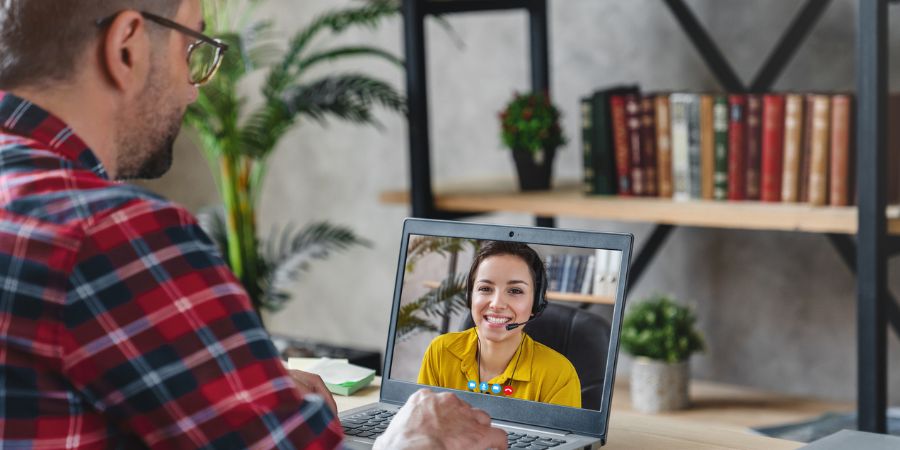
[{"xmin": 96, "ymin": 11, "xmax": 229, "ymax": 86}]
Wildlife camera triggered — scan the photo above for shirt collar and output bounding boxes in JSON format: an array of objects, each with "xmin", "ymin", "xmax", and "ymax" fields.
[
  {"xmin": 0, "ymin": 91, "xmax": 109, "ymax": 179},
  {"xmin": 452, "ymin": 327, "xmax": 534, "ymax": 383}
]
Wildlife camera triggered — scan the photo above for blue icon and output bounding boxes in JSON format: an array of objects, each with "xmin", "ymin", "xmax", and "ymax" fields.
[
  {"xmin": 468, "ymin": 380, "xmax": 477, "ymax": 391},
  {"xmin": 479, "ymin": 382, "xmax": 489, "ymax": 392},
  {"xmin": 491, "ymin": 384, "xmax": 502, "ymax": 394}
]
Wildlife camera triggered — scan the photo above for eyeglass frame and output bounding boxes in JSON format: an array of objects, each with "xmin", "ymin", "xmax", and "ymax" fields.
[{"xmin": 95, "ymin": 11, "xmax": 229, "ymax": 86}]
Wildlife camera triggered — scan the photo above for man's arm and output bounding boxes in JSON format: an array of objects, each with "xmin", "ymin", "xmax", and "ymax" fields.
[{"xmin": 60, "ymin": 200, "xmax": 343, "ymax": 448}]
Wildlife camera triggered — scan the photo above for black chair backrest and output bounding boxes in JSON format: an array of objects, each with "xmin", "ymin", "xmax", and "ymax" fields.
[{"xmin": 461, "ymin": 302, "xmax": 611, "ymax": 410}]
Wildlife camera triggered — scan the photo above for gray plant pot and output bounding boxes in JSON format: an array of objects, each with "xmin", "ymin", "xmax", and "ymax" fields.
[{"xmin": 630, "ymin": 357, "xmax": 690, "ymax": 413}]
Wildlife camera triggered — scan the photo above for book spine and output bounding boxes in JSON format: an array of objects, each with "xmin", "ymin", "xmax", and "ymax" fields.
[
  {"xmin": 581, "ymin": 96, "xmax": 595, "ymax": 195},
  {"xmin": 687, "ymin": 95, "xmax": 702, "ymax": 199},
  {"xmin": 889, "ymin": 94, "xmax": 900, "ymax": 205},
  {"xmin": 559, "ymin": 254, "xmax": 572, "ymax": 292},
  {"xmin": 713, "ymin": 95, "xmax": 729, "ymax": 200},
  {"xmin": 593, "ymin": 249, "xmax": 610, "ymax": 297},
  {"xmin": 781, "ymin": 94, "xmax": 805, "ymax": 202},
  {"xmin": 626, "ymin": 95, "xmax": 645, "ymax": 196},
  {"xmin": 592, "ymin": 92, "xmax": 618, "ymax": 195},
  {"xmin": 761, "ymin": 94, "xmax": 786, "ymax": 202},
  {"xmin": 610, "ymin": 95, "xmax": 633, "ymax": 196},
  {"xmin": 727, "ymin": 94, "xmax": 747, "ymax": 201},
  {"xmin": 829, "ymin": 94, "xmax": 852, "ymax": 206},
  {"xmin": 745, "ymin": 94, "xmax": 763, "ymax": 200},
  {"xmin": 655, "ymin": 95, "xmax": 673, "ymax": 198},
  {"xmin": 669, "ymin": 94, "xmax": 692, "ymax": 201},
  {"xmin": 808, "ymin": 95, "xmax": 832, "ymax": 206},
  {"xmin": 798, "ymin": 95, "xmax": 816, "ymax": 203},
  {"xmin": 641, "ymin": 96, "xmax": 658, "ymax": 197},
  {"xmin": 700, "ymin": 95, "xmax": 715, "ymax": 199},
  {"xmin": 580, "ymin": 255, "xmax": 595, "ymax": 295}
]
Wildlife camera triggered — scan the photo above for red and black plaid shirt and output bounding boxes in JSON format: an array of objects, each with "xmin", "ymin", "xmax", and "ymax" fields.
[{"xmin": 0, "ymin": 91, "xmax": 344, "ymax": 449}]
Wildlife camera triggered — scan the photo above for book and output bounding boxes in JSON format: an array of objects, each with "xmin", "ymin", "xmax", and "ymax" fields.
[
  {"xmin": 626, "ymin": 94, "xmax": 645, "ymax": 196},
  {"xmin": 610, "ymin": 94, "xmax": 633, "ymax": 196},
  {"xmin": 641, "ymin": 96, "xmax": 658, "ymax": 197},
  {"xmin": 713, "ymin": 95, "xmax": 729, "ymax": 200},
  {"xmin": 808, "ymin": 95, "xmax": 832, "ymax": 206},
  {"xmin": 829, "ymin": 94, "xmax": 853, "ymax": 206},
  {"xmin": 727, "ymin": 94, "xmax": 747, "ymax": 201},
  {"xmin": 798, "ymin": 95, "xmax": 816, "ymax": 203},
  {"xmin": 590, "ymin": 86, "xmax": 638, "ymax": 195},
  {"xmin": 669, "ymin": 94, "xmax": 694, "ymax": 201},
  {"xmin": 761, "ymin": 94, "xmax": 786, "ymax": 202},
  {"xmin": 781, "ymin": 94, "xmax": 805, "ymax": 202},
  {"xmin": 592, "ymin": 249, "xmax": 610, "ymax": 297},
  {"xmin": 745, "ymin": 94, "xmax": 763, "ymax": 200},
  {"xmin": 655, "ymin": 94, "xmax": 674, "ymax": 198},
  {"xmin": 580, "ymin": 255, "xmax": 596, "ymax": 295},
  {"xmin": 700, "ymin": 94, "xmax": 715, "ymax": 199},
  {"xmin": 580, "ymin": 96, "xmax": 595, "ymax": 194},
  {"xmin": 687, "ymin": 95, "xmax": 703, "ymax": 199}
]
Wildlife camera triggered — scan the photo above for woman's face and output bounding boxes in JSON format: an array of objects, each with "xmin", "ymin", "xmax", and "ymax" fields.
[{"xmin": 471, "ymin": 254, "xmax": 535, "ymax": 344}]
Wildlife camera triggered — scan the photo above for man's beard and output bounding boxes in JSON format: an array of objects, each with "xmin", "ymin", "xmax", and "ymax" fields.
[{"xmin": 113, "ymin": 68, "xmax": 183, "ymax": 180}]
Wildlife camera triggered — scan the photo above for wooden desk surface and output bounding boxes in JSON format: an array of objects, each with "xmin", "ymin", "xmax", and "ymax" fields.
[{"xmin": 335, "ymin": 378, "xmax": 803, "ymax": 449}]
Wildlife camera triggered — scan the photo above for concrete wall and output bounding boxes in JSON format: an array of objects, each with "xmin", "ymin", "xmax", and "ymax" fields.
[{"xmin": 143, "ymin": 0, "xmax": 900, "ymax": 404}]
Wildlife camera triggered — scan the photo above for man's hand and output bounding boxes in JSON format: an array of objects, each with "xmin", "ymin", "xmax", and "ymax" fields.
[
  {"xmin": 287, "ymin": 370, "xmax": 339, "ymax": 419},
  {"xmin": 373, "ymin": 389, "xmax": 508, "ymax": 450}
]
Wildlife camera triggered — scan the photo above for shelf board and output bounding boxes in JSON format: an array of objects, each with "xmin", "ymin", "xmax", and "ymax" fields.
[
  {"xmin": 423, "ymin": 281, "xmax": 613, "ymax": 305},
  {"xmin": 381, "ymin": 180, "xmax": 900, "ymax": 235}
]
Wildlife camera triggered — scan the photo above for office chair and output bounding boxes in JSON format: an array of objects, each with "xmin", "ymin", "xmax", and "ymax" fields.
[{"xmin": 462, "ymin": 302, "xmax": 612, "ymax": 410}]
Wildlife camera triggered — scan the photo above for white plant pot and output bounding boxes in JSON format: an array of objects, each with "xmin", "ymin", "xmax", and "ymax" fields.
[{"xmin": 630, "ymin": 357, "xmax": 690, "ymax": 413}]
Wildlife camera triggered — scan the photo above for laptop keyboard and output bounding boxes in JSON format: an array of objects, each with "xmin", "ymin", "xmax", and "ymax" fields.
[
  {"xmin": 341, "ymin": 408, "xmax": 566, "ymax": 448},
  {"xmin": 342, "ymin": 409, "xmax": 395, "ymax": 439},
  {"xmin": 507, "ymin": 432, "xmax": 566, "ymax": 448}
]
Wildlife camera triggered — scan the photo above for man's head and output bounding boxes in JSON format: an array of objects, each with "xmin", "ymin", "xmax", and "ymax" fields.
[{"xmin": 0, "ymin": 1, "xmax": 212, "ymax": 180}]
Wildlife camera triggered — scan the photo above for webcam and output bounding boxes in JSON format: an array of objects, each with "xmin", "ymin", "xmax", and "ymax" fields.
[{"xmin": 509, "ymin": 231, "xmax": 515, "ymax": 238}]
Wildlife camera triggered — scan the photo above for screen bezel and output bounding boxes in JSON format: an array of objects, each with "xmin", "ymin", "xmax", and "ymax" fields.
[{"xmin": 380, "ymin": 218, "xmax": 633, "ymax": 439}]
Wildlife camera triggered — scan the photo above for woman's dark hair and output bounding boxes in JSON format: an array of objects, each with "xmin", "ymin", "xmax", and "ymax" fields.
[{"xmin": 465, "ymin": 240, "xmax": 547, "ymax": 314}]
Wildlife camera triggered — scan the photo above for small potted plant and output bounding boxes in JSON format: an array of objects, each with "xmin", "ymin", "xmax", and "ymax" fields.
[
  {"xmin": 621, "ymin": 295, "xmax": 705, "ymax": 413},
  {"xmin": 499, "ymin": 91, "xmax": 566, "ymax": 191}
]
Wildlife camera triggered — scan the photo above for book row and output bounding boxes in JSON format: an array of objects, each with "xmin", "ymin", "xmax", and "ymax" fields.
[
  {"xmin": 545, "ymin": 250, "xmax": 620, "ymax": 298},
  {"xmin": 580, "ymin": 86, "xmax": 900, "ymax": 205}
]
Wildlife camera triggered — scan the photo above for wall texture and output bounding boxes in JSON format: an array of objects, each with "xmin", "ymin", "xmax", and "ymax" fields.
[{"xmin": 144, "ymin": 0, "xmax": 900, "ymax": 404}]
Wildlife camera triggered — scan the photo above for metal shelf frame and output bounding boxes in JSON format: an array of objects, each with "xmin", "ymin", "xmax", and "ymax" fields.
[{"xmin": 401, "ymin": 0, "xmax": 895, "ymax": 432}]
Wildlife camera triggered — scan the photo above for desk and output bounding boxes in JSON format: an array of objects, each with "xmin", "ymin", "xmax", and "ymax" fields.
[{"xmin": 334, "ymin": 378, "xmax": 802, "ymax": 449}]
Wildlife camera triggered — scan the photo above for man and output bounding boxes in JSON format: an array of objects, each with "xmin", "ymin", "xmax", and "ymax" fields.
[{"xmin": 0, "ymin": 1, "xmax": 507, "ymax": 448}]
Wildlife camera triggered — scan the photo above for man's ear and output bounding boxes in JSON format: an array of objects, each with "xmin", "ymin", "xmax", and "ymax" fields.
[{"xmin": 100, "ymin": 11, "xmax": 151, "ymax": 93}]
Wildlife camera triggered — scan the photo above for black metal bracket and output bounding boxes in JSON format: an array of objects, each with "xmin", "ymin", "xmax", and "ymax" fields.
[
  {"xmin": 424, "ymin": 0, "xmax": 528, "ymax": 15},
  {"xmin": 826, "ymin": 234, "xmax": 900, "ymax": 340}
]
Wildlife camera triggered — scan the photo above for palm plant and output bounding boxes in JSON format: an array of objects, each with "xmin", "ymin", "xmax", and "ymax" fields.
[
  {"xmin": 185, "ymin": 0, "xmax": 405, "ymax": 314},
  {"xmin": 396, "ymin": 237, "xmax": 481, "ymax": 340}
]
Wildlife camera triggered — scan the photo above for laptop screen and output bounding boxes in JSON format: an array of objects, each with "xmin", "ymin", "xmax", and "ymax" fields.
[{"xmin": 388, "ymin": 233, "xmax": 623, "ymax": 412}]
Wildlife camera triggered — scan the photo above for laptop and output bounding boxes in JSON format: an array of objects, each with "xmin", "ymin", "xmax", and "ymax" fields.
[{"xmin": 340, "ymin": 218, "xmax": 633, "ymax": 449}]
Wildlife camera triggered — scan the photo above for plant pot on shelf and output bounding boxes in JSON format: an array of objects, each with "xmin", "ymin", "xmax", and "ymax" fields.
[
  {"xmin": 630, "ymin": 357, "xmax": 690, "ymax": 413},
  {"xmin": 511, "ymin": 147, "xmax": 556, "ymax": 191}
]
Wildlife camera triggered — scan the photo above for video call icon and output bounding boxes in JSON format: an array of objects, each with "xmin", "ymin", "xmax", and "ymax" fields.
[
  {"xmin": 468, "ymin": 380, "xmax": 477, "ymax": 391},
  {"xmin": 491, "ymin": 384, "xmax": 502, "ymax": 394}
]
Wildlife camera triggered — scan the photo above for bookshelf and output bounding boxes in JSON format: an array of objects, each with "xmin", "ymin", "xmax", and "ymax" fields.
[{"xmin": 399, "ymin": 0, "xmax": 896, "ymax": 433}]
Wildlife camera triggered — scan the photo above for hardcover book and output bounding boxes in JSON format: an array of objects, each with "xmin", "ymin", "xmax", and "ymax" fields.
[
  {"xmin": 745, "ymin": 94, "xmax": 763, "ymax": 200},
  {"xmin": 655, "ymin": 94, "xmax": 674, "ymax": 198},
  {"xmin": 626, "ymin": 94, "xmax": 645, "ymax": 196},
  {"xmin": 713, "ymin": 95, "xmax": 730, "ymax": 200},
  {"xmin": 591, "ymin": 85, "xmax": 639, "ymax": 195},
  {"xmin": 669, "ymin": 93, "xmax": 694, "ymax": 201},
  {"xmin": 581, "ymin": 96, "xmax": 595, "ymax": 194},
  {"xmin": 761, "ymin": 94, "xmax": 786, "ymax": 202},
  {"xmin": 829, "ymin": 94, "xmax": 853, "ymax": 206},
  {"xmin": 641, "ymin": 96, "xmax": 658, "ymax": 197},
  {"xmin": 781, "ymin": 94, "xmax": 805, "ymax": 202},
  {"xmin": 727, "ymin": 94, "xmax": 747, "ymax": 201},
  {"xmin": 808, "ymin": 95, "xmax": 832, "ymax": 206},
  {"xmin": 610, "ymin": 94, "xmax": 633, "ymax": 196},
  {"xmin": 700, "ymin": 94, "xmax": 715, "ymax": 199},
  {"xmin": 798, "ymin": 95, "xmax": 817, "ymax": 203}
]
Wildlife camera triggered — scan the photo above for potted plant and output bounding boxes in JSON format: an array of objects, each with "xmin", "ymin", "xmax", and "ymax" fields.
[
  {"xmin": 185, "ymin": 0, "xmax": 405, "ymax": 318},
  {"xmin": 620, "ymin": 295, "xmax": 705, "ymax": 413},
  {"xmin": 499, "ymin": 91, "xmax": 566, "ymax": 191}
]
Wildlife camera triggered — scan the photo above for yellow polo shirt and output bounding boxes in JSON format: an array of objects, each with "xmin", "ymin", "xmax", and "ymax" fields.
[{"xmin": 416, "ymin": 327, "xmax": 582, "ymax": 408}]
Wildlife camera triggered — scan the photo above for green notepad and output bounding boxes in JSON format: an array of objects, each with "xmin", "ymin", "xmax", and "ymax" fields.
[{"xmin": 325, "ymin": 371, "xmax": 375, "ymax": 396}]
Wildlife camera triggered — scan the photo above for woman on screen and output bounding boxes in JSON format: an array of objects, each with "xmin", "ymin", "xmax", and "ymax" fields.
[{"xmin": 417, "ymin": 240, "xmax": 581, "ymax": 408}]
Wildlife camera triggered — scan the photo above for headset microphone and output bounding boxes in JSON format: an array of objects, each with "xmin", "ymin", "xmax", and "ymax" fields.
[{"xmin": 505, "ymin": 315, "xmax": 537, "ymax": 331}]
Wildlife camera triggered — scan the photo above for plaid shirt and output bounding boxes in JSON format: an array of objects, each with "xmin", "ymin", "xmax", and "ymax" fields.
[{"xmin": 0, "ymin": 92, "xmax": 344, "ymax": 449}]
